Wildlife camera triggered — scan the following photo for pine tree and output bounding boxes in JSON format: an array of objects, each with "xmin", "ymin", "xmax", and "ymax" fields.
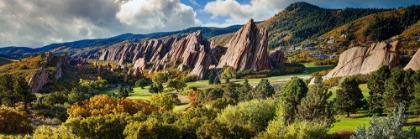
[
  {"xmin": 208, "ymin": 72, "xmax": 215, "ymax": 84},
  {"xmin": 214, "ymin": 77, "xmax": 221, "ymax": 84},
  {"xmin": 367, "ymin": 66, "xmax": 390, "ymax": 115},
  {"xmin": 297, "ymin": 76, "xmax": 335, "ymax": 125},
  {"xmin": 281, "ymin": 76, "xmax": 308, "ymax": 125},
  {"xmin": 253, "ymin": 79, "xmax": 275, "ymax": 99},
  {"xmin": 239, "ymin": 79, "xmax": 252, "ymax": 101},
  {"xmin": 14, "ymin": 76, "xmax": 35, "ymax": 110},
  {"xmin": 334, "ymin": 77, "xmax": 364, "ymax": 117},
  {"xmin": 384, "ymin": 68, "xmax": 414, "ymax": 112}
]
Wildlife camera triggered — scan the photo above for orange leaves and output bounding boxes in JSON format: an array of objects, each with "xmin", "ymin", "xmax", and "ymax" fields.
[
  {"xmin": 67, "ymin": 95, "xmax": 160, "ymax": 118},
  {"xmin": 0, "ymin": 105, "xmax": 33, "ymax": 134}
]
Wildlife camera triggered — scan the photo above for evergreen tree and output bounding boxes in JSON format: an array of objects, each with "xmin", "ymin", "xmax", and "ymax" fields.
[
  {"xmin": 0, "ymin": 74, "xmax": 19, "ymax": 107},
  {"xmin": 149, "ymin": 84, "xmax": 158, "ymax": 94},
  {"xmin": 238, "ymin": 79, "xmax": 252, "ymax": 101},
  {"xmin": 208, "ymin": 72, "xmax": 215, "ymax": 84},
  {"xmin": 334, "ymin": 77, "xmax": 364, "ymax": 117},
  {"xmin": 297, "ymin": 76, "xmax": 335, "ymax": 125},
  {"xmin": 367, "ymin": 66, "xmax": 390, "ymax": 115},
  {"xmin": 384, "ymin": 68, "xmax": 414, "ymax": 112},
  {"xmin": 281, "ymin": 76, "xmax": 308, "ymax": 125},
  {"xmin": 214, "ymin": 77, "xmax": 221, "ymax": 84},
  {"xmin": 157, "ymin": 83, "xmax": 164, "ymax": 93},
  {"xmin": 253, "ymin": 79, "xmax": 275, "ymax": 99},
  {"xmin": 14, "ymin": 76, "xmax": 35, "ymax": 110}
]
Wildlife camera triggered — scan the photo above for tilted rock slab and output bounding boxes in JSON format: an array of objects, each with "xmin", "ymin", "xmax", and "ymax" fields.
[
  {"xmin": 217, "ymin": 18, "xmax": 272, "ymax": 71},
  {"xmin": 404, "ymin": 48, "xmax": 420, "ymax": 71},
  {"xmin": 325, "ymin": 41, "xmax": 400, "ymax": 79}
]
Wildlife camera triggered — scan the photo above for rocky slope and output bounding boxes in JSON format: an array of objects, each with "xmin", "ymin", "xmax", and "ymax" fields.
[
  {"xmin": 94, "ymin": 31, "xmax": 218, "ymax": 80},
  {"xmin": 269, "ymin": 47, "xmax": 285, "ymax": 66},
  {"xmin": 217, "ymin": 19, "xmax": 272, "ymax": 71},
  {"xmin": 324, "ymin": 40, "xmax": 400, "ymax": 79},
  {"xmin": 28, "ymin": 53, "xmax": 70, "ymax": 92},
  {"xmin": 404, "ymin": 48, "xmax": 420, "ymax": 70}
]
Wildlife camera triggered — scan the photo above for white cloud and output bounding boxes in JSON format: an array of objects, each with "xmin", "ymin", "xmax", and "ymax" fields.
[
  {"xmin": 0, "ymin": 0, "xmax": 201, "ymax": 47},
  {"xmin": 116, "ymin": 0, "xmax": 201, "ymax": 31},
  {"xmin": 203, "ymin": 0, "xmax": 288, "ymax": 26}
]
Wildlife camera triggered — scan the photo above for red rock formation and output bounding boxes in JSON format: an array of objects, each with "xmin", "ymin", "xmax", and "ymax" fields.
[
  {"xmin": 404, "ymin": 48, "xmax": 420, "ymax": 71},
  {"xmin": 325, "ymin": 40, "xmax": 400, "ymax": 79},
  {"xmin": 217, "ymin": 19, "xmax": 272, "ymax": 71},
  {"xmin": 28, "ymin": 67, "xmax": 49, "ymax": 93},
  {"xmin": 269, "ymin": 47, "xmax": 285, "ymax": 66}
]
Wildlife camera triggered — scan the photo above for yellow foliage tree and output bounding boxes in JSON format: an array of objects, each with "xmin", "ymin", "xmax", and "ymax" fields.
[{"xmin": 0, "ymin": 105, "xmax": 33, "ymax": 134}]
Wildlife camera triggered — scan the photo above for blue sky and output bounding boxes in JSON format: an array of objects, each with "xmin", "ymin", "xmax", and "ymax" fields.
[{"xmin": 0, "ymin": 0, "xmax": 419, "ymax": 47}]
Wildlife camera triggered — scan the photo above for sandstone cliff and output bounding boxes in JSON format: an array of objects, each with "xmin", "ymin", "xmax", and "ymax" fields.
[
  {"xmin": 404, "ymin": 48, "xmax": 420, "ymax": 71},
  {"xmin": 325, "ymin": 41, "xmax": 400, "ymax": 79},
  {"xmin": 217, "ymin": 19, "xmax": 272, "ymax": 71},
  {"xmin": 28, "ymin": 53, "xmax": 70, "ymax": 92},
  {"xmin": 269, "ymin": 47, "xmax": 285, "ymax": 66}
]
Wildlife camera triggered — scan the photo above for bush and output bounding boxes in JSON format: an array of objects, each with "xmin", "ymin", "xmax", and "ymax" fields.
[
  {"xmin": 0, "ymin": 106, "xmax": 33, "ymax": 134},
  {"xmin": 33, "ymin": 126, "xmax": 80, "ymax": 139},
  {"xmin": 329, "ymin": 130, "xmax": 355, "ymax": 139}
]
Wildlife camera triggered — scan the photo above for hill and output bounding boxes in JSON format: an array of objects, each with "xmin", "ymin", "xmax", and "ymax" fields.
[
  {"xmin": 260, "ymin": 2, "xmax": 391, "ymax": 49},
  {"xmin": 0, "ymin": 57, "xmax": 12, "ymax": 66}
]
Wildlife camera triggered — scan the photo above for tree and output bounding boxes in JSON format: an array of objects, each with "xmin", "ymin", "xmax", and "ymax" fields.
[
  {"xmin": 14, "ymin": 76, "xmax": 35, "ymax": 110},
  {"xmin": 297, "ymin": 76, "xmax": 335, "ymax": 125},
  {"xmin": 367, "ymin": 66, "xmax": 390, "ymax": 115},
  {"xmin": 214, "ymin": 77, "xmax": 221, "ymax": 84},
  {"xmin": 238, "ymin": 79, "xmax": 252, "ymax": 101},
  {"xmin": 352, "ymin": 104, "xmax": 417, "ymax": 139},
  {"xmin": 0, "ymin": 74, "xmax": 19, "ymax": 107},
  {"xmin": 208, "ymin": 72, "xmax": 215, "ymax": 84},
  {"xmin": 149, "ymin": 93, "xmax": 177, "ymax": 111},
  {"xmin": 149, "ymin": 84, "xmax": 158, "ymax": 94},
  {"xmin": 334, "ymin": 77, "xmax": 364, "ymax": 117},
  {"xmin": 67, "ymin": 87, "xmax": 86, "ymax": 105},
  {"xmin": 117, "ymin": 85, "xmax": 128, "ymax": 98},
  {"xmin": 152, "ymin": 72, "xmax": 168, "ymax": 84},
  {"xmin": 384, "ymin": 68, "xmax": 414, "ymax": 112},
  {"xmin": 167, "ymin": 80, "xmax": 187, "ymax": 92},
  {"xmin": 123, "ymin": 118, "xmax": 181, "ymax": 139},
  {"xmin": 43, "ymin": 91, "xmax": 68, "ymax": 106},
  {"xmin": 0, "ymin": 105, "xmax": 33, "ymax": 134},
  {"xmin": 280, "ymin": 76, "xmax": 308, "ymax": 124},
  {"xmin": 221, "ymin": 66, "xmax": 236, "ymax": 83},
  {"xmin": 135, "ymin": 78, "xmax": 150, "ymax": 89},
  {"xmin": 253, "ymin": 79, "xmax": 275, "ymax": 99}
]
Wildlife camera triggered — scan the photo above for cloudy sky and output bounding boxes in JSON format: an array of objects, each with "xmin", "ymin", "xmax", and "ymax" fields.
[{"xmin": 0, "ymin": 0, "xmax": 419, "ymax": 48}]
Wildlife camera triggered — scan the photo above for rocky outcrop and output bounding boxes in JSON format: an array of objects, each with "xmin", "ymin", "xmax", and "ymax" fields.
[
  {"xmin": 28, "ymin": 53, "xmax": 70, "ymax": 92},
  {"xmin": 217, "ymin": 19, "xmax": 272, "ymax": 71},
  {"xmin": 404, "ymin": 48, "xmax": 420, "ymax": 70},
  {"xmin": 325, "ymin": 41, "xmax": 400, "ymax": 79},
  {"xmin": 269, "ymin": 47, "xmax": 285, "ymax": 66},
  {"xmin": 28, "ymin": 67, "xmax": 49, "ymax": 93}
]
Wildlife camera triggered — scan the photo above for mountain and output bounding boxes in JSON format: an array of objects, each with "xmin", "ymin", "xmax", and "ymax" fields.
[
  {"xmin": 0, "ymin": 25, "xmax": 242, "ymax": 58},
  {"xmin": 260, "ymin": 2, "xmax": 391, "ymax": 49},
  {"xmin": 0, "ymin": 57, "xmax": 12, "ymax": 66}
]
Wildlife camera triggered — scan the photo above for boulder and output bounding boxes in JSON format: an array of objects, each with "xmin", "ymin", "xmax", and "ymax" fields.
[
  {"xmin": 325, "ymin": 40, "xmax": 400, "ymax": 79},
  {"xmin": 404, "ymin": 48, "xmax": 420, "ymax": 71},
  {"xmin": 217, "ymin": 18, "xmax": 272, "ymax": 71},
  {"xmin": 269, "ymin": 47, "xmax": 285, "ymax": 66}
]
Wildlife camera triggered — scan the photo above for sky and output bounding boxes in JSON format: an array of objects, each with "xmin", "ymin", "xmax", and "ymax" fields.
[{"xmin": 0, "ymin": 0, "xmax": 419, "ymax": 48}]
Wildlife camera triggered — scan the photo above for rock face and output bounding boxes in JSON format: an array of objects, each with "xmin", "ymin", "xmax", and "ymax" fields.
[
  {"xmin": 404, "ymin": 48, "xmax": 420, "ymax": 71},
  {"xmin": 94, "ymin": 31, "xmax": 218, "ymax": 80},
  {"xmin": 325, "ymin": 41, "xmax": 400, "ymax": 79},
  {"xmin": 217, "ymin": 19, "xmax": 272, "ymax": 71},
  {"xmin": 269, "ymin": 47, "xmax": 285, "ymax": 66},
  {"xmin": 28, "ymin": 53, "xmax": 70, "ymax": 92},
  {"xmin": 28, "ymin": 67, "xmax": 49, "ymax": 93}
]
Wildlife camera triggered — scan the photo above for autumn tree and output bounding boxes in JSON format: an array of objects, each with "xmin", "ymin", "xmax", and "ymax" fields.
[
  {"xmin": 152, "ymin": 72, "xmax": 168, "ymax": 84},
  {"xmin": 167, "ymin": 79, "xmax": 187, "ymax": 92},
  {"xmin": 0, "ymin": 105, "xmax": 33, "ymax": 134},
  {"xmin": 367, "ymin": 66, "xmax": 390, "ymax": 115},
  {"xmin": 149, "ymin": 93, "xmax": 177, "ymax": 111},
  {"xmin": 334, "ymin": 77, "xmax": 364, "ymax": 117},
  {"xmin": 281, "ymin": 76, "xmax": 308, "ymax": 124},
  {"xmin": 221, "ymin": 66, "xmax": 236, "ymax": 83}
]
